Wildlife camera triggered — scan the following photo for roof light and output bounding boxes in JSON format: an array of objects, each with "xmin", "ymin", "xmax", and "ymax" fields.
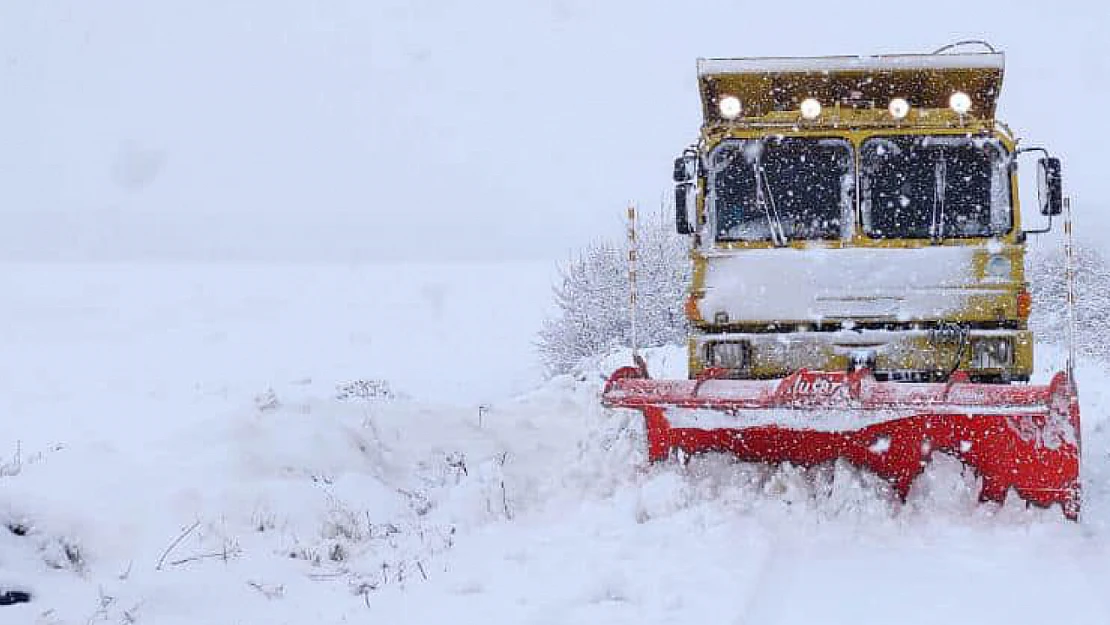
[
  {"xmin": 718, "ymin": 95, "xmax": 742, "ymax": 120},
  {"xmin": 949, "ymin": 91, "xmax": 972, "ymax": 114},
  {"xmin": 888, "ymin": 97, "xmax": 910, "ymax": 119},
  {"xmin": 800, "ymin": 97, "xmax": 822, "ymax": 120}
]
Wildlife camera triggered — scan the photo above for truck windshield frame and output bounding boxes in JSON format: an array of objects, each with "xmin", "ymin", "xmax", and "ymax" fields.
[
  {"xmin": 860, "ymin": 135, "xmax": 1013, "ymax": 240},
  {"xmin": 707, "ymin": 137, "xmax": 855, "ymax": 243}
]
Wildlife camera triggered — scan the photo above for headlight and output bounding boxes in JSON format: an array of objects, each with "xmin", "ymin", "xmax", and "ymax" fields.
[
  {"xmin": 985, "ymin": 255, "xmax": 1011, "ymax": 279},
  {"xmin": 949, "ymin": 91, "xmax": 972, "ymax": 114},
  {"xmin": 706, "ymin": 341, "xmax": 750, "ymax": 369},
  {"xmin": 970, "ymin": 337, "xmax": 1014, "ymax": 369},
  {"xmin": 718, "ymin": 96, "xmax": 742, "ymax": 120},
  {"xmin": 800, "ymin": 97, "xmax": 822, "ymax": 120}
]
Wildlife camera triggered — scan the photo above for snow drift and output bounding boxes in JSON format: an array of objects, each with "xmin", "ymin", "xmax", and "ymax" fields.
[{"xmin": 0, "ymin": 264, "xmax": 1107, "ymax": 624}]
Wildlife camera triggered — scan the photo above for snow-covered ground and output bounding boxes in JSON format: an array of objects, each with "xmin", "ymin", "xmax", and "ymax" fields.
[{"xmin": 1, "ymin": 262, "xmax": 1108, "ymax": 624}]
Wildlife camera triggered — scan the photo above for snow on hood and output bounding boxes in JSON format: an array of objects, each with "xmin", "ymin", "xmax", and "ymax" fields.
[{"xmin": 698, "ymin": 246, "xmax": 981, "ymax": 323}]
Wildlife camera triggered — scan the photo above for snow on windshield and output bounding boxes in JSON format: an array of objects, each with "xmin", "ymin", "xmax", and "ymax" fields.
[
  {"xmin": 860, "ymin": 135, "xmax": 1012, "ymax": 239},
  {"xmin": 707, "ymin": 137, "xmax": 854, "ymax": 243}
]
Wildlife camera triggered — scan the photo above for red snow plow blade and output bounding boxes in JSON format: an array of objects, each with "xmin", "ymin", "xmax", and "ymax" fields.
[{"xmin": 602, "ymin": 366, "xmax": 1081, "ymax": 519}]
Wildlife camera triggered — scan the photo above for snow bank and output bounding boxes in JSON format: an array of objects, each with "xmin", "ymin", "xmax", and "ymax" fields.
[
  {"xmin": 9, "ymin": 344, "xmax": 1105, "ymax": 623},
  {"xmin": 1, "ymin": 265, "xmax": 1108, "ymax": 624}
]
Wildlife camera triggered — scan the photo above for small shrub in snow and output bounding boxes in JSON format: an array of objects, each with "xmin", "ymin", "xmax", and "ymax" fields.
[
  {"xmin": 251, "ymin": 505, "xmax": 278, "ymax": 533},
  {"xmin": 247, "ymin": 580, "xmax": 285, "ymax": 600},
  {"xmin": 538, "ymin": 207, "xmax": 691, "ymax": 376},
  {"xmin": 350, "ymin": 578, "xmax": 378, "ymax": 607},
  {"xmin": 321, "ymin": 504, "xmax": 366, "ymax": 543},
  {"xmin": 254, "ymin": 388, "xmax": 280, "ymax": 412},
  {"xmin": 0, "ymin": 440, "xmax": 63, "ymax": 478},
  {"xmin": 397, "ymin": 488, "xmax": 432, "ymax": 517},
  {"xmin": 335, "ymin": 379, "xmax": 397, "ymax": 402},
  {"xmin": 6, "ymin": 519, "xmax": 29, "ymax": 536},
  {"xmin": 41, "ymin": 535, "xmax": 85, "ymax": 573},
  {"xmin": 288, "ymin": 544, "xmax": 323, "ymax": 566},
  {"xmin": 444, "ymin": 452, "xmax": 468, "ymax": 479},
  {"xmin": 1, "ymin": 513, "xmax": 89, "ymax": 574},
  {"xmin": 1027, "ymin": 238, "xmax": 1110, "ymax": 362}
]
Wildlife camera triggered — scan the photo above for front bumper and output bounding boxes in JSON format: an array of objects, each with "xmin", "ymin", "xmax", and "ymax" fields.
[{"xmin": 689, "ymin": 327, "xmax": 1033, "ymax": 381}]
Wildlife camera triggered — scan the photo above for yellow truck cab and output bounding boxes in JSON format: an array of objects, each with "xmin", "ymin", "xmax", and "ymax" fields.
[{"xmin": 675, "ymin": 47, "xmax": 1065, "ymax": 383}]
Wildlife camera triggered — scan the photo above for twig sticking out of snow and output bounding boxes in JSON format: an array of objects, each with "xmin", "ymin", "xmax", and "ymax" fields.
[
  {"xmin": 350, "ymin": 580, "xmax": 375, "ymax": 609},
  {"xmin": 247, "ymin": 581, "xmax": 285, "ymax": 600},
  {"xmin": 168, "ymin": 546, "xmax": 242, "ymax": 568},
  {"xmin": 155, "ymin": 520, "xmax": 200, "ymax": 571},
  {"xmin": 0, "ymin": 441, "xmax": 65, "ymax": 478},
  {"xmin": 496, "ymin": 452, "xmax": 513, "ymax": 520},
  {"xmin": 85, "ymin": 586, "xmax": 115, "ymax": 624},
  {"xmin": 0, "ymin": 441, "xmax": 21, "ymax": 477}
]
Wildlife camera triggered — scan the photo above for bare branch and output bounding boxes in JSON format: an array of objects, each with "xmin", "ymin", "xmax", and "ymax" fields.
[
  {"xmin": 247, "ymin": 580, "xmax": 285, "ymax": 600},
  {"xmin": 167, "ymin": 552, "xmax": 218, "ymax": 567},
  {"xmin": 155, "ymin": 520, "xmax": 200, "ymax": 571}
]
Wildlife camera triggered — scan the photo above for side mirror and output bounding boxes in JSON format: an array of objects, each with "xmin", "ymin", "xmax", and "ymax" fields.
[
  {"xmin": 673, "ymin": 156, "xmax": 692, "ymax": 183},
  {"xmin": 674, "ymin": 152, "xmax": 697, "ymax": 234},
  {"xmin": 675, "ymin": 183, "xmax": 693, "ymax": 235},
  {"xmin": 1037, "ymin": 157, "xmax": 1063, "ymax": 216}
]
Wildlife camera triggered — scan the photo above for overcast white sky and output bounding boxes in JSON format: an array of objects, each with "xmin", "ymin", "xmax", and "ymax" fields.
[{"xmin": 1, "ymin": 0, "xmax": 1106, "ymax": 262}]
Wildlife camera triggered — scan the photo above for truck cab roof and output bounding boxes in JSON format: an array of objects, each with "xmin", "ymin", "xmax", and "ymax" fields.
[{"xmin": 697, "ymin": 51, "xmax": 1005, "ymax": 128}]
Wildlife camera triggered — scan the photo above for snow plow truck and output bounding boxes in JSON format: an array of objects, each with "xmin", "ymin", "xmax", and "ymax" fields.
[{"xmin": 602, "ymin": 43, "xmax": 1081, "ymax": 519}]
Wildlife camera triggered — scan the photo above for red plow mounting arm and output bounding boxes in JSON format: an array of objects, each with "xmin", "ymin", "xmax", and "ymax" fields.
[{"xmin": 602, "ymin": 367, "xmax": 1081, "ymax": 519}]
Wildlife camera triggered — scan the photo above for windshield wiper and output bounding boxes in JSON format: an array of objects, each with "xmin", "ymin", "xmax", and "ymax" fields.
[
  {"xmin": 930, "ymin": 154, "xmax": 947, "ymax": 243},
  {"xmin": 753, "ymin": 160, "xmax": 788, "ymax": 246}
]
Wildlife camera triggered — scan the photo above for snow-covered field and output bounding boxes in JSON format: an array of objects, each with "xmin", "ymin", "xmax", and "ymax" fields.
[
  {"xmin": 4, "ymin": 0, "xmax": 1108, "ymax": 621},
  {"xmin": 1, "ymin": 261, "xmax": 1108, "ymax": 625}
]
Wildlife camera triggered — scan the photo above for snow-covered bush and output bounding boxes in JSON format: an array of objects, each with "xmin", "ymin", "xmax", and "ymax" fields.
[
  {"xmin": 1027, "ymin": 236, "xmax": 1110, "ymax": 361},
  {"xmin": 538, "ymin": 207, "xmax": 691, "ymax": 376},
  {"xmin": 335, "ymin": 379, "xmax": 398, "ymax": 402}
]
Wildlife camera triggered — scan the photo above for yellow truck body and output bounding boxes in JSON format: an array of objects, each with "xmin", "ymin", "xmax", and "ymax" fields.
[{"xmin": 680, "ymin": 50, "xmax": 1045, "ymax": 383}]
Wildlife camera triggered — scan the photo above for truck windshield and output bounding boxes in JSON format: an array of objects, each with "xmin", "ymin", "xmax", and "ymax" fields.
[
  {"xmin": 860, "ymin": 136, "xmax": 1012, "ymax": 239},
  {"xmin": 708, "ymin": 137, "xmax": 854, "ymax": 243}
]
